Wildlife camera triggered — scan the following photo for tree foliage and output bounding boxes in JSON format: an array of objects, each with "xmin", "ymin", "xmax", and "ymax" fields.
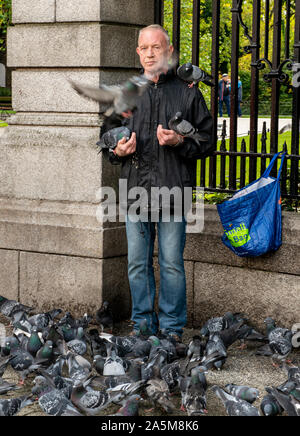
[{"xmin": 0, "ymin": 0, "xmax": 11, "ymax": 53}]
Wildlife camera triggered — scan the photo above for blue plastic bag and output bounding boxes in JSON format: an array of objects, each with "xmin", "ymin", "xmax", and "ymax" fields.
[{"xmin": 217, "ymin": 151, "xmax": 286, "ymax": 257}]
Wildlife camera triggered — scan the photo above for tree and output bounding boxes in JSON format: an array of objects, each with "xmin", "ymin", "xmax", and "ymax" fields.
[{"xmin": 0, "ymin": 0, "xmax": 11, "ymax": 53}]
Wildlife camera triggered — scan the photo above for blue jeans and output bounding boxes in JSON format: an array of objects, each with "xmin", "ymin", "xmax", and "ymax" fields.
[
  {"xmin": 219, "ymin": 95, "xmax": 230, "ymax": 117},
  {"xmin": 125, "ymin": 215, "xmax": 187, "ymax": 336}
]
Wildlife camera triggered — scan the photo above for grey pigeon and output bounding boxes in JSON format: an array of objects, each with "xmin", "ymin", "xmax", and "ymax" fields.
[
  {"xmin": 212, "ymin": 385, "xmax": 260, "ymax": 416},
  {"xmin": 179, "ymin": 367, "xmax": 208, "ymax": 415},
  {"xmin": 0, "ymin": 295, "xmax": 33, "ymax": 319},
  {"xmin": 27, "ymin": 326, "xmax": 43, "ymax": 357},
  {"xmin": 70, "ymin": 75, "xmax": 149, "ymax": 117},
  {"xmin": 168, "ymin": 112, "xmax": 210, "ymax": 144},
  {"xmin": 95, "ymin": 301, "xmax": 114, "ymax": 332},
  {"xmin": 103, "ymin": 344, "xmax": 126, "ymax": 376},
  {"xmin": 225, "ymin": 383, "xmax": 259, "ymax": 404},
  {"xmin": 67, "ymin": 327, "xmax": 87, "ymax": 356},
  {"xmin": 260, "ymin": 393, "xmax": 283, "ymax": 416},
  {"xmin": 265, "ymin": 386, "xmax": 300, "ymax": 416},
  {"xmin": 66, "ymin": 352, "xmax": 92, "ymax": 384},
  {"xmin": 204, "ymin": 333, "xmax": 227, "ymax": 370},
  {"xmin": 0, "ymin": 376, "xmax": 20, "ymax": 394},
  {"xmin": 28, "ymin": 309, "xmax": 62, "ymax": 331},
  {"xmin": 0, "ymin": 395, "xmax": 34, "ymax": 416},
  {"xmin": 32, "ymin": 375, "xmax": 83, "ymax": 416},
  {"xmin": 186, "ymin": 335, "xmax": 205, "ymax": 362},
  {"xmin": 264, "ymin": 318, "xmax": 293, "ymax": 365},
  {"xmin": 177, "ymin": 63, "xmax": 213, "ymax": 87},
  {"xmin": 71, "ymin": 378, "xmax": 113, "ymax": 416},
  {"xmin": 146, "ymin": 378, "xmax": 175, "ymax": 413},
  {"xmin": 160, "ymin": 360, "xmax": 181, "ymax": 392},
  {"xmin": 200, "ymin": 316, "xmax": 226, "ymax": 338},
  {"xmin": 111, "ymin": 394, "xmax": 141, "ymax": 416}
]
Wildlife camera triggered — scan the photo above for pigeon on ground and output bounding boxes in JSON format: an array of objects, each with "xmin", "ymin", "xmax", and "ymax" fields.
[
  {"xmin": 168, "ymin": 112, "xmax": 210, "ymax": 144},
  {"xmin": 179, "ymin": 367, "xmax": 208, "ymax": 415},
  {"xmin": 265, "ymin": 386, "xmax": 300, "ymax": 416},
  {"xmin": 200, "ymin": 316, "xmax": 227, "ymax": 338},
  {"xmin": 225, "ymin": 384, "xmax": 259, "ymax": 404},
  {"xmin": 186, "ymin": 335, "xmax": 205, "ymax": 362},
  {"xmin": 263, "ymin": 318, "xmax": 293, "ymax": 365},
  {"xmin": 260, "ymin": 393, "xmax": 284, "ymax": 416},
  {"xmin": 0, "ymin": 395, "xmax": 34, "ymax": 416},
  {"xmin": 71, "ymin": 378, "xmax": 114, "ymax": 416},
  {"xmin": 160, "ymin": 360, "xmax": 181, "ymax": 392},
  {"xmin": 28, "ymin": 309, "xmax": 62, "ymax": 331},
  {"xmin": 35, "ymin": 340, "xmax": 54, "ymax": 363},
  {"xmin": 212, "ymin": 385, "xmax": 260, "ymax": 416},
  {"xmin": 177, "ymin": 63, "xmax": 213, "ymax": 87},
  {"xmin": 27, "ymin": 326, "xmax": 44, "ymax": 357},
  {"xmin": 0, "ymin": 375, "xmax": 20, "ymax": 394},
  {"xmin": 141, "ymin": 349, "xmax": 168, "ymax": 382},
  {"xmin": 204, "ymin": 333, "xmax": 227, "ymax": 370},
  {"xmin": 70, "ymin": 75, "xmax": 149, "ymax": 117},
  {"xmin": 111, "ymin": 394, "xmax": 141, "ymax": 416},
  {"xmin": 0, "ymin": 295, "xmax": 33, "ymax": 319},
  {"xmin": 66, "ymin": 352, "xmax": 92, "ymax": 385},
  {"xmin": 103, "ymin": 344, "xmax": 126, "ymax": 376},
  {"xmin": 278, "ymin": 365, "xmax": 300, "ymax": 394},
  {"xmin": 96, "ymin": 301, "xmax": 114, "ymax": 333},
  {"xmin": 146, "ymin": 378, "xmax": 175, "ymax": 413},
  {"xmin": 32, "ymin": 375, "xmax": 83, "ymax": 416},
  {"xmin": 8, "ymin": 348, "xmax": 44, "ymax": 384},
  {"xmin": 67, "ymin": 327, "xmax": 87, "ymax": 356}
]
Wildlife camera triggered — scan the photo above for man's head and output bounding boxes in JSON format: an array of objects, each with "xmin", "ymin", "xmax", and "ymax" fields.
[
  {"xmin": 222, "ymin": 73, "xmax": 229, "ymax": 82},
  {"xmin": 137, "ymin": 25, "xmax": 174, "ymax": 81}
]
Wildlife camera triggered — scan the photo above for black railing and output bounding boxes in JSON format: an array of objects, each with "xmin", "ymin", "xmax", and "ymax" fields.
[{"xmin": 155, "ymin": 0, "xmax": 300, "ymax": 200}]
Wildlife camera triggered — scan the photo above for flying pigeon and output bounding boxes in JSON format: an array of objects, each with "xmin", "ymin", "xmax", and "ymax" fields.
[
  {"xmin": 177, "ymin": 63, "xmax": 214, "ymax": 87},
  {"xmin": 212, "ymin": 385, "xmax": 260, "ymax": 416},
  {"xmin": 70, "ymin": 75, "xmax": 149, "ymax": 117},
  {"xmin": 168, "ymin": 112, "xmax": 210, "ymax": 144}
]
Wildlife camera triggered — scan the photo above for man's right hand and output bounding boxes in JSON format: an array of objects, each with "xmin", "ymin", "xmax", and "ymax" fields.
[{"xmin": 114, "ymin": 132, "xmax": 136, "ymax": 157}]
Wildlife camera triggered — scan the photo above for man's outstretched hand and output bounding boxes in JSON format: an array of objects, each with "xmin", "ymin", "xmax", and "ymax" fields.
[
  {"xmin": 157, "ymin": 124, "xmax": 184, "ymax": 147},
  {"xmin": 114, "ymin": 132, "xmax": 137, "ymax": 157}
]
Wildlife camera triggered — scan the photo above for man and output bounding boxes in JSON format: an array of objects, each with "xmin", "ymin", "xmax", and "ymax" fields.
[
  {"xmin": 102, "ymin": 25, "xmax": 213, "ymax": 340},
  {"xmin": 218, "ymin": 73, "xmax": 231, "ymax": 117}
]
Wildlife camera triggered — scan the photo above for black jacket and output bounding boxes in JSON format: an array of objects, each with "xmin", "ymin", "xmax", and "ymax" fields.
[{"xmin": 101, "ymin": 70, "xmax": 214, "ymax": 214}]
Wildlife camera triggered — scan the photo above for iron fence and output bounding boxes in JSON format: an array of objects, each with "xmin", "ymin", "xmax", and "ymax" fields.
[{"xmin": 155, "ymin": 0, "xmax": 300, "ymax": 200}]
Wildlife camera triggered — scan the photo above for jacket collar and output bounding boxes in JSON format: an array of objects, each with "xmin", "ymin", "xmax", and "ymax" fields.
[{"xmin": 140, "ymin": 68, "xmax": 176, "ymax": 86}]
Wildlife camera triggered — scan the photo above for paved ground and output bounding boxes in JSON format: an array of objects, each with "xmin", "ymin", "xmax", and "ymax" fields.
[{"xmin": 1, "ymin": 315, "xmax": 299, "ymax": 417}]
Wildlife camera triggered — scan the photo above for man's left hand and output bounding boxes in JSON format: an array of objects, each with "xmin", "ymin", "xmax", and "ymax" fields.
[{"xmin": 157, "ymin": 124, "xmax": 184, "ymax": 146}]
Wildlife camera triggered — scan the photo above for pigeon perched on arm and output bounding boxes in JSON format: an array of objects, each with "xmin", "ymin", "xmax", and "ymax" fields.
[
  {"xmin": 70, "ymin": 75, "xmax": 149, "ymax": 118},
  {"xmin": 177, "ymin": 63, "xmax": 214, "ymax": 88}
]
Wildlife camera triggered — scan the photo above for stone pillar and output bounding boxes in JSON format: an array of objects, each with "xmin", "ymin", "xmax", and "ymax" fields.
[{"xmin": 0, "ymin": 0, "xmax": 154, "ymax": 317}]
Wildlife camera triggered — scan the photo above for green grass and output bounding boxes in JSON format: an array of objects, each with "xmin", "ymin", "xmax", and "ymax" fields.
[{"xmin": 196, "ymin": 131, "xmax": 292, "ymax": 189}]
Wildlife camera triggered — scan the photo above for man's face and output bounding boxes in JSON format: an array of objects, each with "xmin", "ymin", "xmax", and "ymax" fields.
[{"xmin": 136, "ymin": 29, "xmax": 174, "ymax": 79}]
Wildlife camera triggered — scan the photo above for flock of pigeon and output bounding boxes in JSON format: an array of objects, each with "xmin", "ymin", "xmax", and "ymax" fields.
[{"xmin": 0, "ymin": 294, "xmax": 299, "ymax": 417}]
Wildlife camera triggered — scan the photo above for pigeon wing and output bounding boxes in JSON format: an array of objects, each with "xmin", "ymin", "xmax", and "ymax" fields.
[{"xmin": 70, "ymin": 80, "xmax": 120, "ymax": 103}]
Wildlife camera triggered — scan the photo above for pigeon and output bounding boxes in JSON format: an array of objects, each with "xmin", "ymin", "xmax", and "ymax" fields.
[
  {"xmin": 32, "ymin": 375, "xmax": 83, "ymax": 416},
  {"xmin": 0, "ymin": 376, "xmax": 20, "ymax": 394},
  {"xmin": 35, "ymin": 340, "xmax": 54, "ymax": 363},
  {"xmin": 177, "ymin": 63, "xmax": 214, "ymax": 87},
  {"xmin": 265, "ymin": 386, "xmax": 300, "ymax": 416},
  {"xmin": 204, "ymin": 333, "xmax": 227, "ymax": 370},
  {"xmin": 71, "ymin": 378, "xmax": 114, "ymax": 416},
  {"xmin": 146, "ymin": 378, "xmax": 175, "ymax": 413},
  {"xmin": 28, "ymin": 309, "xmax": 62, "ymax": 331},
  {"xmin": 9, "ymin": 348, "xmax": 44, "ymax": 384},
  {"xmin": 263, "ymin": 318, "xmax": 293, "ymax": 365},
  {"xmin": 0, "ymin": 295, "xmax": 33, "ymax": 319},
  {"xmin": 0, "ymin": 395, "xmax": 34, "ymax": 416},
  {"xmin": 97, "ymin": 126, "xmax": 132, "ymax": 154},
  {"xmin": 168, "ymin": 112, "xmax": 210, "ymax": 144},
  {"xmin": 179, "ymin": 367, "xmax": 208, "ymax": 415},
  {"xmin": 225, "ymin": 384, "xmax": 259, "ymax": 404},
  {"xmin": 103, "ymin": 344, "xmax": 126, "ymax": 376},
  {"xmin": 160, "ymin": 360, "xmax": 181, "ymax": 392},
  {"xmin": 186, "ymin": 335, "xmax": 205, "ymax": 362},
  {"xmin": 0, "ymin": 323, "xmax": 6, "ymax": 350},
  {"xmin": 70, "ymin": 75, "xmax": 149, "ymax": 117},
  {"xmin": 66, "ymin": 327, "xmax": 87, "ymax": 356},
  {"xmin": 278, "ymin": 365, "xmax": 300, "ymax": 393},
  {"xmin": 66, "ymin": 352, "xmax": 92, "ymax": 384},
  {"xmin": 141, "ymin": 348, "xmax": 168, "ymax": 382},
  {"xmin": 27, "ymin": 326, "xmax": 43, "ymax": 357},
  {"xmin": 260, "ymin": 393, "xmax": 284, "ymax": 416},
  {"xmin": 93, "ymin": 354, "xmax": 106, "ymax": 376},
  {"xmin": 135, "ymin": 319, "xmax": 153, "ymax": 339},
  {"xmin": 112, "ymin": 394, "xmax": 141, "ymax": 416},
  {"xmin": 212, "ymin": 385, "xmax": 260, "ymax": 416},
  {"xmin": 95, "ymin": 301, "xmax": 114, "ymax": 333},
  {"xmin": 200, "ymin": 316, "xmax": 227, "ymax": 338}
]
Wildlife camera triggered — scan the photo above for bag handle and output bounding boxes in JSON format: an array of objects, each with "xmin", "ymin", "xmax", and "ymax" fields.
[{"xmin": 262, "ymin": 150, "xmax": 287, "ymax": 180}]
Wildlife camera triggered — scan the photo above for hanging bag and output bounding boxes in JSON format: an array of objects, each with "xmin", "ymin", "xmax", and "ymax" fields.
[{"xmin": 217, "ymin": 151, "xmax": 286, "ymax": 257}]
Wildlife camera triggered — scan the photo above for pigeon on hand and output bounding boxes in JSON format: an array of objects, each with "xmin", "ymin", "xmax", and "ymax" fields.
[
  {"xmin": 212, "ymin": 385, "xmax": 260, "ymax": 416},
  {"xmin": 260, "ymin": 393, "xmax": 283, "ymax": 416},
  {"xmin": 225, "ymin": 384, "xmax": 259, "ymax": 404},
  {"xmin": 0, "ymin": 395, "xmax": 34, "ymax": 416},
  {"xmin": 179, "ymin": 366, "xmax": 208, "ymax": 416},
  {"xmin": 177, "ymin": 63, "xmax": 213, "ymax": 88},
  {"xmin": 97, "ymin": 126, "xmax": 132, "ymax": 154},
  {"xmin": 168, "ymin": 112, "xmax": 210, "ymax": 145},
  {"xmin": 70, "ymin": 75, "xmax": 149, "ymax": 117}
]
